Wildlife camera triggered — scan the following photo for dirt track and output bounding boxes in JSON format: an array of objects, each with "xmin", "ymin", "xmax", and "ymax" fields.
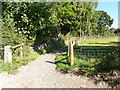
[{"xmin": 0, "ymin": 54, "xmax": 108, "ymax": 89}]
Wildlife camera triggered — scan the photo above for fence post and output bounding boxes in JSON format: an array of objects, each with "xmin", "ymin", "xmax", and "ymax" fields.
[
  {"xmin": 69, "ymin": 42, "xmax": 74, "ymax": 65},
  {"xmin": 20, "ymin": 46, "xmax": 23, "ymax": 58},
  {"xmin": 68, "ymin": 43, "xmax": 70, "ymax": 56},
  {"xmin": 4, "ymin": 46, "xmax": 12, "ymax": 64}
]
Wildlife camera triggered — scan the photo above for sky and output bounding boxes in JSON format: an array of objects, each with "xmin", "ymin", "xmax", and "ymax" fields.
[{"xmin": 97, "ymin": 0, "xmax": 119, "ymax": 29}]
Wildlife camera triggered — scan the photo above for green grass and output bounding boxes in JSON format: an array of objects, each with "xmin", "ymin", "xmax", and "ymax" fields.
[
  {"xmin": 55, "ymin": 36, "xmax": 120, "ymax": 76},
  {"xmin": 55, "ymin": 52, "xmax": 70, "ymax": 71},
  {"xmin": 0, "ymin": 51, "xmax": 39, "ymax": 74},
  {"xmin": 55, "ymin": 52, "xmax": 99, "ymax": 76},
  {"xmin": 78, "ymin": 36, "xmax": 119, "ymax": 46}
]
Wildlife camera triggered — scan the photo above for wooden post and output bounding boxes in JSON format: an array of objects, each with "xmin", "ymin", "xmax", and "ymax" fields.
[
  {"xmin": 68, "ymin": 43, "xmax": 70, "ymax": 56},
  {"xmin": 20, "ymin": 46, "xmax": 23, "ymax": 58},
  {"xmin": 69, "ymin": 42, "xmax": 74, "ymax": 65},
  {"xmin": 4, "ymin": 46, "xmax": 12, "ymax": 64}
]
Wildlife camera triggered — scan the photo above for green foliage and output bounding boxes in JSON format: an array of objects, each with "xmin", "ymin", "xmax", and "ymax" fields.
[
  {"xmin": 55, "ymin": 37, "xmax": 120, "ymax": 76},
  {"xmin": 55, "ymin": 52, "xmax": 70, "ymax": 71},
  {"xmin": 1, "ymin": 1, "xmax": 115, "ymax": 61},
  {"xmin": 114, "ymin": 28, "xmax": 120, "ymax": 34},
  {"xmin": 97, "ymin": 10, "xmax": 113, "ymax": 27},
  {"xmin": 1, "ymin": 23, "xmax": 27, "ymax": 47},
  {"xmin": 54, "ymin": 2, "xmax": 98, "ymax": 36},
  {"xmin": 55, "ymin": 51, "xmax": 97, "ymax": 76},
  {"xmin": 55, "ymin": 50, "xmax": 119, "ymax": 76},
  {"xmin": 47, "ymin": 38, "xmax": 65, "ymax": 52},
  {"xmin": 96, "ymin": 10, "xmax": 114, "ymax": 36},
  {"xmin": 1, "ymin": 1, "xmax": 117, "ymax": 77},
  {"xmin": 12, "ymin": 44, "xmax": 31, "ymax": 59},
  {"xmin": 96, "ymin": 50, "xmax": 120, "ymax": 72},
  {"xmin": 71, "ymin": 30, "xmax": 78, "ymax": 37},
  {"xmin": 0, "ymin": 50, "xmax": 39, "ymax": 74},
  {"xmin": 37, "ymin": 48, "xmax": 47, "ymax": 55},
  {"xmin": 2, "ymin": 2, "xmax": 114, "ymax": 50}
]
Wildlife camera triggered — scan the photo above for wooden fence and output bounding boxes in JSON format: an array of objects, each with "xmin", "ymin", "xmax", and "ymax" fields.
[
  {"xmin": 0, "ymin": 43, "xmax": 24, "ymax": 64},
  {"xmin": 68, "ymin": 39, "xmax": 119, "ymax": 65}
]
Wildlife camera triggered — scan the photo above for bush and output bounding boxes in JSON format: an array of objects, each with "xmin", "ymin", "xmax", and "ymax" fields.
[
  {"xmin": 1, "ymin": 24, "xmax": 28, "ymax": 60},
  {"xmin": 71, "ymin": 30, "xmax": 78, "ymax": 37},
  {"xmin": 55, "ymin": 52, "xmax": 70, "ymax": 71}
]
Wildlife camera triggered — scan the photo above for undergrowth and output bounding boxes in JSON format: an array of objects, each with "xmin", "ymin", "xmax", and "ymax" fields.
[
  {"xmin": 55, "ymin": 52, "xmax": 97, "ymax": 76},
  {"xmin": 55, "ymin": 50, "xmax": 120, "ymax": 76},
  {"xmin": 0, "ymin": 50, "xmax": 39, "ymax": 74}
]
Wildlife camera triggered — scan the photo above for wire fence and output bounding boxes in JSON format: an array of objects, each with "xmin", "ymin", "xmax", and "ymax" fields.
[{"xmin": 74, "ymin": 46, "xmax": 119, "ymax": 59}]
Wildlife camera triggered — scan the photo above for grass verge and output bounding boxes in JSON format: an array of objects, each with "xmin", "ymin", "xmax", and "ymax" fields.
[
  {"xmin": 55, "ymin": 36, "xmax": 120, "ymax": 76},
  {"xmin": 55, "ymin": 52, "xmax": 99, "ymax": 76},
  {"xmin": 0, "ymin": 50, "xmax": 39, "ymax": 74}
]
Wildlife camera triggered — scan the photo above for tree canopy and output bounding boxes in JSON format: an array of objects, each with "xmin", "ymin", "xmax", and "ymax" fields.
[{"xmin": 1, "ymin": 1, "xmax": 114, "ymax": 46}]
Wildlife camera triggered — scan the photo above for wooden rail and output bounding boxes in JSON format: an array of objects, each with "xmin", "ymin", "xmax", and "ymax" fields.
[
  {"xmin": 12, "ymin": 43, "xmax": 24, "ymax": 49},
  {"xmin": 4, "ymin": 43, "xmax": 24, "ymax": 64}
]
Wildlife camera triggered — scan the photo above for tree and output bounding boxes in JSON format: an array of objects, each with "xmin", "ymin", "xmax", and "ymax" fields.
[
  {"xmin": 110, "ymin": 27, "xmax": 116, "ymax": 33},
  {"xmin": 54, "ymin": 1, "xmax": 98, "ymax": 36},
  {"xmin": 96, "ymin": 10, "xmax": 114, "ymax": 36},
  {"xmin": 3, "ymin": 1, "xmax": 115, "ymax": 47},
  {"xmin": 114, "ymin": 28, "xmax": 120, "ymax": 34},
  {"xmin": 2, "ymin": 2, "xmax": 27, "ymax": 46},
  {"xmin": 2, "ymin": 2, "xmax": 59, "ymax": 46}
]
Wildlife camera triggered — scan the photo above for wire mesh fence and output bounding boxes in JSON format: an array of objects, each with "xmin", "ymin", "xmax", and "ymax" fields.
[{"xmin": 74, "ymin": 46, "xmax": 119, "ymax": 60}]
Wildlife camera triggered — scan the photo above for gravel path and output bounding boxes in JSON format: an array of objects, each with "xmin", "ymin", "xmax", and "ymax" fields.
[{"xmin": 0, "ymin": 53, "xmax": 108, "ymax": 89}]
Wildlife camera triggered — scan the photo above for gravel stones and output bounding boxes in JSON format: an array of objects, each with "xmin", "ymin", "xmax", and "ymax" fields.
[{"xmin": 0, "ymin": 54, "xmax": 109, "ymax": 89}]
